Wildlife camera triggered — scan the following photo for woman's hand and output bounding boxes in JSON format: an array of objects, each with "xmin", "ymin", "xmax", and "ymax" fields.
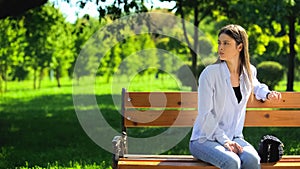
[
  {"xmin": 224, "ymin": 141, "xmax": 243, "ymax": 154},
  {"xmin": 267, "ymin": 91, "xmax": 282, "ymax": 101}
]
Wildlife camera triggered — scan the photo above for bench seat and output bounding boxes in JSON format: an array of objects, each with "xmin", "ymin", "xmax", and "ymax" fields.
[{"xmin": 118, "ymin": 155, "xmax": 300, "ymax": 169}]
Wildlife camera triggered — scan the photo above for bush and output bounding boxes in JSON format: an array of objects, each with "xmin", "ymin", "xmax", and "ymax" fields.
[
  {"xmin": 257, "ymin": 61, "xmax": 284, "ymax": 90},
  {"xmin": 176, "ymin": 65, "xmax": 198, "ymax": 90}
]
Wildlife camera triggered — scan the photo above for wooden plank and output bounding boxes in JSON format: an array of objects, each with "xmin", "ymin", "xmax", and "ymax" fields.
[
  {"xmin": 124, "ymin": 109, "xmax": 300, "ymax": 127},
  {"xmin": 118, "ymin": 160, "xmax": 300, "ymax": 169},
  {"xmin": 261, "ymin": 164, "xmax": 300, "ymax": 169},
  {"xmin": 124, "ymin": 92, "xmax": 300, "ymax": 109},
  {"xmin": 244, "ymin": 110, "xmax": 300, "ymax": 127},
  {"xmin": 280, "ymin": 155, "xmax": 300, "ymax": 162},
  {"xmin": 247, "ymin": 92, "xmax": 300, "ymax": 108},
  {"xmin": 123, "ymin": 154, "xmax": 197, "ymax": 161},
  {"xmin": 125, "ymin": 92, "xmax": 197, "ymax": 108},
  {"xmin": 118, "ymin": 160, "xmax": 217, "ymax": 169},
  {"xmin": 124, "ymin": 110, "xmax": 197, "ymax": 127},
  {"xmin": 121, "ymin": 154, "xmax": 300, "ymax": 162}
]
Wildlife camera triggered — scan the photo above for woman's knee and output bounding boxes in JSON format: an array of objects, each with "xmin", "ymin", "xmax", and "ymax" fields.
[
  {"xmin": 221, "ymin": 156, "xmax": 241, "ymax": 169},
  {"xmin": 240, "ymin": 151, "xmax": 260, "ymax": 169}
]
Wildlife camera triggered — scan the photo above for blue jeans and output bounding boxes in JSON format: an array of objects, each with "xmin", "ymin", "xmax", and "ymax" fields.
[{"xmin": 189, "ymin": 137, "xmax": 260, "ymax": 169}]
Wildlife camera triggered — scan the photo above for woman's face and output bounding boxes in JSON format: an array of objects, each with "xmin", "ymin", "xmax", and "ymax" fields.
[{"xmin": 218, "ymin": 33, "xmax": 242, "ymax": 62}]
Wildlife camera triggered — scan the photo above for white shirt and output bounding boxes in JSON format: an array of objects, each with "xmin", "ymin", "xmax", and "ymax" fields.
[{"xmin": 190, "ymin": 62, "xmax": 270, "ymax": 144}]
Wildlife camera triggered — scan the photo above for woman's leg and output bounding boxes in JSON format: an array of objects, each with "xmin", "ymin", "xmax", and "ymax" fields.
[
  {"xmin": 190, "ymin": 140, "xmax": 241, "ymax": 169},
  {"xmin": 233, "ymin": 137, "xmax": 261, "ymax": 169}
]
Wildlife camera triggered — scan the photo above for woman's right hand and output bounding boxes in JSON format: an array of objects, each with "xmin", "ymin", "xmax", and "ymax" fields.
[{"xmin": 224, "ymin": 141, "xmax": 243, "ymax": 154}]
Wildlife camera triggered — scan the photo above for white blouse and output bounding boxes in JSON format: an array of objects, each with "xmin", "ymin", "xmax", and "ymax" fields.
[{"xmin": 190, "ymin": 62, "xmax": 270, "ymax": 144}]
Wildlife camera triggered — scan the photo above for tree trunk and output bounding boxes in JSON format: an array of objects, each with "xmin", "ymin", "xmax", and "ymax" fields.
[
  {"xmin": 56, "ymin": 66, "xmax": 61, "ymax": 88},
  {"xmin": 286, "ymin": 16, "xmax": 296, "ymax": 91},
  {"xmin": 4, "ymin": 61, "xmax": 8, "ymax": 92},
  {"xmin": 33, "ymin": 68, "xmax": 37, "ymax": 89},
  {"xmin": 191, "ymin": 4, "xmax": 200, "ymax": 91},
  {"xmin": 38, "ymin": 68, "xmax": 44, "ymax": 89},
  {"xmin": 179, "ymin": 0, "xmax": 198, "ymax": 91},
  {"xmin": 0, "ymin": 74, "xmax": 2, "ymax": 93}
]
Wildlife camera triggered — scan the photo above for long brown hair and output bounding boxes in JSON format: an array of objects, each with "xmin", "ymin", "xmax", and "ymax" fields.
[{"xmin": 217, "ymin": 24, "xmax": 253, "ymax": 87}]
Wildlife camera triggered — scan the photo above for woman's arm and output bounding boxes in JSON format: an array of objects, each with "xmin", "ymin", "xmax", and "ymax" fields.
[{"xmin": 252, "ymin": 65, "xmax": 281, "ymax": 101}]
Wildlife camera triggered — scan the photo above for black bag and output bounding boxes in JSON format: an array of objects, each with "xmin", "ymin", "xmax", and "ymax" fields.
[{"xmin": 258, "ymin": 135, "xmax": 284, "ymax": 163}]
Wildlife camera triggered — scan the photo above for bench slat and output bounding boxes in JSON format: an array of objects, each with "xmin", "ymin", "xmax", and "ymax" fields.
[
  {"xmin": 124, "ymin": 110, "xmax": 300, "ymax": 127},
  {"xmin": 119, "ymin": 161, "xmax": 300, "ymax": 169},
  {"xmin": 118, "ymin": 155, "xmax": 300, "ymax": 169},
  {"xmin": 125, "ymin": 92, "xmax": 198, "ymax": 108},
  {"xmin": 124, "ymin": 110, "xmax": 196, "ymax": 127},
  {"xmin": 124, "ymin": 92, "xmax": 300, "ymax": 108},
  {"xmin": 247, "ymin": 92, "xmax": 300, "ymax": 108},
  {"xmin": 118, "ymin": 160, "xmax": 217, "ymax": 169},
  {"xmin": 121, "ymin": 154, "xmax": 300, "ymax": 162},
  {"xmin": 123, "ymin": 154, "xmax": 197, "ymax": 160},
  {"xmin": 245, "ymin": 110, "xmax": 300, "ymax": 127}
]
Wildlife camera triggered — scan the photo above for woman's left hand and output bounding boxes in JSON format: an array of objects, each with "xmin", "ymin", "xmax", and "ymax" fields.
[
  {"xmin": 267, "ymin": 91, "xmax": 282, "ymax": 101},
  {"xmin": 224, "ymin": 141, "xmax": 243, "ymax": 154}
]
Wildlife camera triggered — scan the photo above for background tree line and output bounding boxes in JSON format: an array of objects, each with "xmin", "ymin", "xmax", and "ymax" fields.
[{"xmin": 0, "ymin": 0, "xmax": 299, "ymax": 92}]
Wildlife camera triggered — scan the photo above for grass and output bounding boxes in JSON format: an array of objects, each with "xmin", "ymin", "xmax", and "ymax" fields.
[
  {"xmin": 0, "ymin": 74, "xmax": 299, "ymax": 169},
  {"xmin": 0, "ymin": 80, "xmax": 109, "ymax": 168},
  {"xmin": 274, "ymin": 80, "xmax": 300, "ymax": 91},
  {"xmin": 0, "ymin": 74, "xmax": 185, "ymax": 169}
]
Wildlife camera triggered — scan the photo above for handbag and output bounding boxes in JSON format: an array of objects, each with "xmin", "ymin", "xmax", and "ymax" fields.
[{"xmin": 258, "ymin": 135, "xmax": 284, "ymax": 163}]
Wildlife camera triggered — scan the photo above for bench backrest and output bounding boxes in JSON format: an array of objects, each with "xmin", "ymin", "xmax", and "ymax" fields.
[{"xmin": 121, "ymin": 88, "xmax": 300, "ymax": 128}]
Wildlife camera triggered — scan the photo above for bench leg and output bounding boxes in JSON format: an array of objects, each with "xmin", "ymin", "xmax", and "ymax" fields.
[{"xmin": 112, "ymin": 153, "xmax": 118, "ymax": 169}]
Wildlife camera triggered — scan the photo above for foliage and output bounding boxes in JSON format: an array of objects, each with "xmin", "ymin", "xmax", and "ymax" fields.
[
  {"xmin": 257, "ymin": 61, "xmax": 284, "ymax": 90},
  {"xmin": 223, "ymin": 0, "xmax": 300, "ymax": 91},
  {"xmin": 72, "ymin": 15, "xmax": 104, "ymax": 82},
  {"xmin": 0, "ymin": 17, "xmax": 27, "ymax": 92},
  {"xmin": 0, "ymin": 0, "xmax": 299, "ymax": 92},
  {"xmin": 24, "ymin": 3, "xmax": 75, "ymax": 88},
  {"xmin": 169, "ymin": 0, "xmax": 230, "ymax": 89},
  {"xmin": 176, "ymin": 65, "xmax": 195, "ymax": 88}
]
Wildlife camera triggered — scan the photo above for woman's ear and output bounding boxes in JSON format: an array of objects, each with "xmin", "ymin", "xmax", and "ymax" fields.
[{"xmin": 238, "ymin": 43, "xmax": 243, "ymax": 52}]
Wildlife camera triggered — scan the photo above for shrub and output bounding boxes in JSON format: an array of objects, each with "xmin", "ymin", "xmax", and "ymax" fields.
[
  {"xmin": 257, "ymin": 61, "xmax": 284, "ymax": 90},
  {"xmin": 176, "ymin": 65, "xmax": 197, "ymax": 90}
]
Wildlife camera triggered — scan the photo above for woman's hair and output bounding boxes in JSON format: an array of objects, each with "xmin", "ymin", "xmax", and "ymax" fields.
[{"xmin": 217, "ymin": 24, "xmax": 253, "ymax": 87}]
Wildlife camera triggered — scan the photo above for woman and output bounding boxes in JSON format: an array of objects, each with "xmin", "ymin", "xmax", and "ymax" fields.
[{"xmin": 189, "ymin": 24, "xmax": 281, "ymax": 169}]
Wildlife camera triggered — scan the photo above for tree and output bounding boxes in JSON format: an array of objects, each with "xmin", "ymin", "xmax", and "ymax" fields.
[
  {"xmin": 49, "ymin": 19, "xmax": 75, "ymax": 87},
  {"xmin": 225, "ymin": 0, "xmax": 300, "ymax": 91},
  {"xmin": 72, "ymin": 15, "xmax": 104, "ymax": 84},
  {"xmin": 0, "ymin": 17, "xmax": 27, "ymax": 92},
  {"xmin": 160, "ymin": 0, "xmax": 230, "ymax": 90},
  {"xmin": 24, "ymin": 3, "xmax": 75, "ymax": 88}
]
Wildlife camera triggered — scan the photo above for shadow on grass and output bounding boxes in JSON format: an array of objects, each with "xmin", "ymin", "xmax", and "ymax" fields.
[{"xmin": 0, "ymin": 94, "xmax": 121, "ymax": 168}]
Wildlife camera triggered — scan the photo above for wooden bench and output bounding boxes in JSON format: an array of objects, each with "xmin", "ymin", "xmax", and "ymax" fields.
[{"xmin": 112, "ymin": 88, "xmax": 300, "ymax": 169}]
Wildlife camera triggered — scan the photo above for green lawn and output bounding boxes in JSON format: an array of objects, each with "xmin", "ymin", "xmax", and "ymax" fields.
[
  {"xmin": 274, "ymin": 80, "xmax": 300, "ymax": 91},
  {"xmin": 0, "ymin": 75, "xmax": 299, "ymax": 169}
]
